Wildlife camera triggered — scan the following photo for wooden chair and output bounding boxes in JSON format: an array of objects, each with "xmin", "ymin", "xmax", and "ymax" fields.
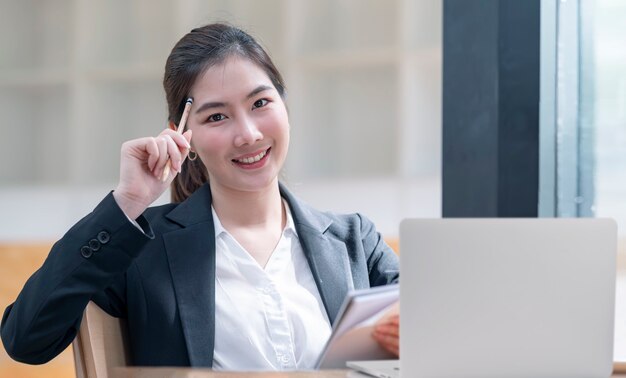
[{"xmin": 72, "ymin": 301, "xmax": 131, "ymax": 378}]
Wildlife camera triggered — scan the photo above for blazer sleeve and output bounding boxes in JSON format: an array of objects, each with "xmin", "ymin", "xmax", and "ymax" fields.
[
  {"xmin": 359, "ymin": 214, "xmax": 400, "ymax": 286},
  {"xmin": 1, "ymin": 192, "xmax": 154, "ymax": 365}
]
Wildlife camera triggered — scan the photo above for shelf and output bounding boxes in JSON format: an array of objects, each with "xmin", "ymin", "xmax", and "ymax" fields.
[
  {"xmin": 0, "ymin": 0, "xmax": 440, "ymax": 186},
  {"xmin": 76, "ymin": 81, "xmax": 167, "ymax": 184},
  {"xmin": 403, "ymin": 0, "xmax": 442, "ymax": 51},
  {"xmin": 79, "ymin": 0, "xmax": 177, "ymax": 67},
  {"xmin": 297, "ymin": 48, "xmax": 399, "ymax": 71},
  {"xmin": 0, "ymin": 86, "xmax": 70, "ymax": 185},
  {"xmin": 0, "ymin": 0, "xmax": 72, "ymax": 71},
  {"xmin": 0, "ymin": 70, "xmax": 71, "ymax": 88},
  {"xmin": 0, "ymin": 64, "xmax": 167, "ymax": 87},
  {"xmin": 85, "ymin": 63, "xmax": 163, "ymax": 82},
  {"xmin": 0, "ymin": 53, "xmax": 442, "ymax": 87},
  {"xmin": 286, "ymin": 65, "xmax": 399, "ymax": 179},
  {"xmin": 195, "ymin": 0, "xmax": 286, "ymax": 57},
  {"xmin": 295, "ymin": 0, "xmax": 398, "ymax": 55}
]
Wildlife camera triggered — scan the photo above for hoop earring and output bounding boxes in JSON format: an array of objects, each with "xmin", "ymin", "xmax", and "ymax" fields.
[{"xmin": 188, "ymin": 150, "xmax": 197, "ymax": 161}]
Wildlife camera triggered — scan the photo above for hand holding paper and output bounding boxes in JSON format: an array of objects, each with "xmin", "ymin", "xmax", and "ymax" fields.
[
  {"xmin": 372, "ymin": 303, "xmax": 399, "ymax": 356},
  {"xmin": 316, "ymin": 284, "xmax": 399, "ymax": 369}
]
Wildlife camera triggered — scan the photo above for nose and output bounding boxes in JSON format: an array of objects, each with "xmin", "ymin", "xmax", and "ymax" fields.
[{"xmin": 233, "ymin": 115, "xmax": 263, "ymax": 147}]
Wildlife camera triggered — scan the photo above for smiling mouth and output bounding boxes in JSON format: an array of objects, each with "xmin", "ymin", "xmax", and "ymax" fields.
[{"xmin": 232, "ymin": 148, "xmax": 270, "ymax": 165}]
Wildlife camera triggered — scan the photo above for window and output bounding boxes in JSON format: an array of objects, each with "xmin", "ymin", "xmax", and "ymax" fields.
[{"xmin": 544, "ymin": 0, "xmax": 626, "ymax": 361}]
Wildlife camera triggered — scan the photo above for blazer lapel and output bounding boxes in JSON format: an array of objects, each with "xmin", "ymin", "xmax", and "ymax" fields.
[
  {"xmin": 161, "ymin": 182, "xmax": 354, "ymax": 366},
  {"xmin": 163, "ymin": 185, "xmax": 216, "ymax": 367},
  {"xmin": 280, "ymin": 184, "xmax": 354, "ymax": 325}
]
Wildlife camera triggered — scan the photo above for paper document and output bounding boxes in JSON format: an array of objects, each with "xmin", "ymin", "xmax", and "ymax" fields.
[{"xmin": 316, "ymin": 284, "xmax": 399, "ymax": 369}]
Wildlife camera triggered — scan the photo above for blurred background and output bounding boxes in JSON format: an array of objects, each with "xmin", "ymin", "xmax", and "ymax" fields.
[
  {"xmin": 0, "ymin": 0, "xmax": 441, "ymax": 242},
  {"xmin": 0, "ymin": 0, "xmax": 624, "ymax": 377},
  {"xmin": 0, "ymin": 1, "xmax": 441, "ymax": 375}
]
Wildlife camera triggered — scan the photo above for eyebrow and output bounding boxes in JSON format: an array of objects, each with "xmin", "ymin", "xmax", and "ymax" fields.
[{"xmin": 194, "ymin": 85, "xmax": 274, "ymax": 115}]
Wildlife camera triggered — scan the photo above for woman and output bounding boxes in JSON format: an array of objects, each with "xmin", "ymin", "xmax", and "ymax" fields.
[{"xmin": 1, "ymin": 23, "xmax": 399, "ymax": 370}]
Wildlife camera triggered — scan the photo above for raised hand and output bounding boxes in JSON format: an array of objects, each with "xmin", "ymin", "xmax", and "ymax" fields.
[{"xmin": 113, "ymin": 128, "xmax": 192, "ymax": 220}]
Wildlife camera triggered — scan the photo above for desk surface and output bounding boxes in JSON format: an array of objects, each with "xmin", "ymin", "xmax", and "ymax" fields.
[
  {"xmin": 115, "ymin": 366, "xmax": 626, "ymax": 378},
  {"xmin": 114, "ymin": 368, "xmax": 348, "ymax": 377}
]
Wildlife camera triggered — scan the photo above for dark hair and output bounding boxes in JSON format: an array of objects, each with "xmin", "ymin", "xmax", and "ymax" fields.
[{"xmin": 164, "ymin": 23, "xmax": 286, "ymax": 203}]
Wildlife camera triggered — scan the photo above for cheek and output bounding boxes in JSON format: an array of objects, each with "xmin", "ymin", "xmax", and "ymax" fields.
[
  {"xmin": 282, "ymin": 122, "xmax": 290, "ymax": 145},
  {"xmin": 266, "ymin": 111, "xmax": 290, "ymax": 139},
  {"xmin": 193, "ymin": 130, "xmax": 230, "ymax": 158}
]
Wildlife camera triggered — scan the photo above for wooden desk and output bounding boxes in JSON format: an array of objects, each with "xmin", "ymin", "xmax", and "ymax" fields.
[
  {"xmin": 114, "ymin": 368, "xmax": 349, "ymax": 377},
  {"xmin": 114, "ymin": 366, "xmax": 626, "ymax": 378}
]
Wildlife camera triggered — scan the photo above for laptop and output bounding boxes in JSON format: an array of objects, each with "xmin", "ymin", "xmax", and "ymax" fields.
[{"xmin": 349, "ymin": 218, "xmax": 617, "ymax": 378}]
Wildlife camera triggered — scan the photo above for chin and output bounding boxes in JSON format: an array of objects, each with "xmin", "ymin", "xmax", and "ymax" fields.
[{"xmin": 227, "ymin": 175, "xmax": 279, "ymax": 193}]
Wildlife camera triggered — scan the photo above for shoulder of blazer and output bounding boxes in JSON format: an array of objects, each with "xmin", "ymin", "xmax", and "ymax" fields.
[
  {"xmin": 279, "ymin": 182, "xmax": 370, "ymax": 241},
  {"xmin": 141, "ymin": 184, "xmax": 214, "ymax": 232}
]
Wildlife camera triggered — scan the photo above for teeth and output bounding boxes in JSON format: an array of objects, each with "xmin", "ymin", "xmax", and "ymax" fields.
[{"xmin": 236, "ymin": 149, "xmax": 267, "ymax": 164}]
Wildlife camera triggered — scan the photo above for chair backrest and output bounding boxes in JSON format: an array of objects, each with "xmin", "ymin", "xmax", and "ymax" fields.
[{"xmin": 72, "ymin": 301, "xmax": 131, "ymax": 378}]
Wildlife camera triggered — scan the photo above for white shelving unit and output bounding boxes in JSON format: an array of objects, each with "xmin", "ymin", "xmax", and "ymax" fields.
[{"xmin": 0, "ymin": 0, "xmax": 442, "ymax": 238}]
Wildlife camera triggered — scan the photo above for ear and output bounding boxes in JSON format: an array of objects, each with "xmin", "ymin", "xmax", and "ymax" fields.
[{"xmin": 168, "ymin": 121, "xmax": 177, "ymax": 131}]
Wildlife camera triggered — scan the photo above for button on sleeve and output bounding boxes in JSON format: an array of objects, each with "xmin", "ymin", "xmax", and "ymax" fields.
[
  {"xmin": 88, "ymin": 239, "xmax": 101, "ymax": 252},
  {"xmin": 80, "ymin": 246, "xmax": 93, "ymax": 258},
  {"xmin": 97, "ymin": 230, "xmax": 110, "ymax": 244}
]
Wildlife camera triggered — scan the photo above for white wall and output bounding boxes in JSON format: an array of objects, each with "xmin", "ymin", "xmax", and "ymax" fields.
[{"xmin": 0, "ymin": 0, "xmax": 442, "ymax": 241}]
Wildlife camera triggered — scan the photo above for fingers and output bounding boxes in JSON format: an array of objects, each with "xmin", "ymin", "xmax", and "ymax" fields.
[
  {"xmin": 159, "ymin": 129, "xmax": 192, "ymax": 169},
  {"xmin": 381, "ymin": 314, "xmax": 399, "ymax": 327},
  {"xmin": 121, "ymin": 137, "xmax": 160, "ymax": 172},
  {"xmin": 159, "ymin": 128, "xmax": 192, "ymax": 151},
  {"xmin": 183, "ymin": 129, "xmax": 192, "ymax": 145},
  {"xmin": 164, "ymin": 135, "xmax": 181, "ymax": 172},
  {"xmin": 153, "ymin": 136, "xmax": 170, "ymax": 178},
  {"xmin": 120, "ymin": 128, "xmax": 192, "ymax": 182},
  {"xmin": 374, "ymin": 313, "xmax": 399, "ymax": 329},
  {"xmin": 153, "ymin": 128, "xmax": 192, "ymax": 178},
  {"xmin": 372, "ymin": 315, "xmax": 400, "ymax": 357},
  {"xmin": 375, "ymin": 322, "xmax": 399, "ymax": 337},
  {"xmin": 180, "ymin": 130, "xmax": 193, "ymax": 161},
  {"xmin": 372, "ymin": 329, "xmax": 399, "ymax": 356},
  {"xmin": 145, "ymin": 138, "xmax": 160, "ymax": 172}
]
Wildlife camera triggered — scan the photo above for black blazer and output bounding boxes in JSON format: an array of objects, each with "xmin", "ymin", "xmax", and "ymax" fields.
[{"xmin": 1, "ymin": 183, "xmax": 399, "ymax": 367}]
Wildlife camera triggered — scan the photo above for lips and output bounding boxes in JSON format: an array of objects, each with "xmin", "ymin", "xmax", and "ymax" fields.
[
  {"xmin": 232, "ymin": 148, "xmax": 269, "ymax": 164},
  {"xmin": 231, "ymin": 147, "xmax": 271, "ymax": 168}
]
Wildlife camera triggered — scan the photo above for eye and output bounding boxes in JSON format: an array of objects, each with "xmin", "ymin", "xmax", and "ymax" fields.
[
  {"xmin": 207, "ymin": 113, "xmax": 227, "ymax": 123},
  {"xmin": 253, "ymin": 99, "xmax": 269, "ymax": 109}
]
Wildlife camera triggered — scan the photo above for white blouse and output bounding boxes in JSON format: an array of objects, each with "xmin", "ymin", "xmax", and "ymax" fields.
[{"xmin": 211, "ymin": 201, "xmax": 332, "ymax": 370}]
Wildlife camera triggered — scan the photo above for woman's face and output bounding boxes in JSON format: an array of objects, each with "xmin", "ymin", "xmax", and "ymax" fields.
[{"xmin": 187, "ymin": 56, "xmax": 289, "ymax": 194}]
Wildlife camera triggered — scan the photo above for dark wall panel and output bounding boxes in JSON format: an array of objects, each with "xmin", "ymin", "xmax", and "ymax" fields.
[{"xmin": 443, "ymin": 0, "xmax": 540, "ymax": 217}]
